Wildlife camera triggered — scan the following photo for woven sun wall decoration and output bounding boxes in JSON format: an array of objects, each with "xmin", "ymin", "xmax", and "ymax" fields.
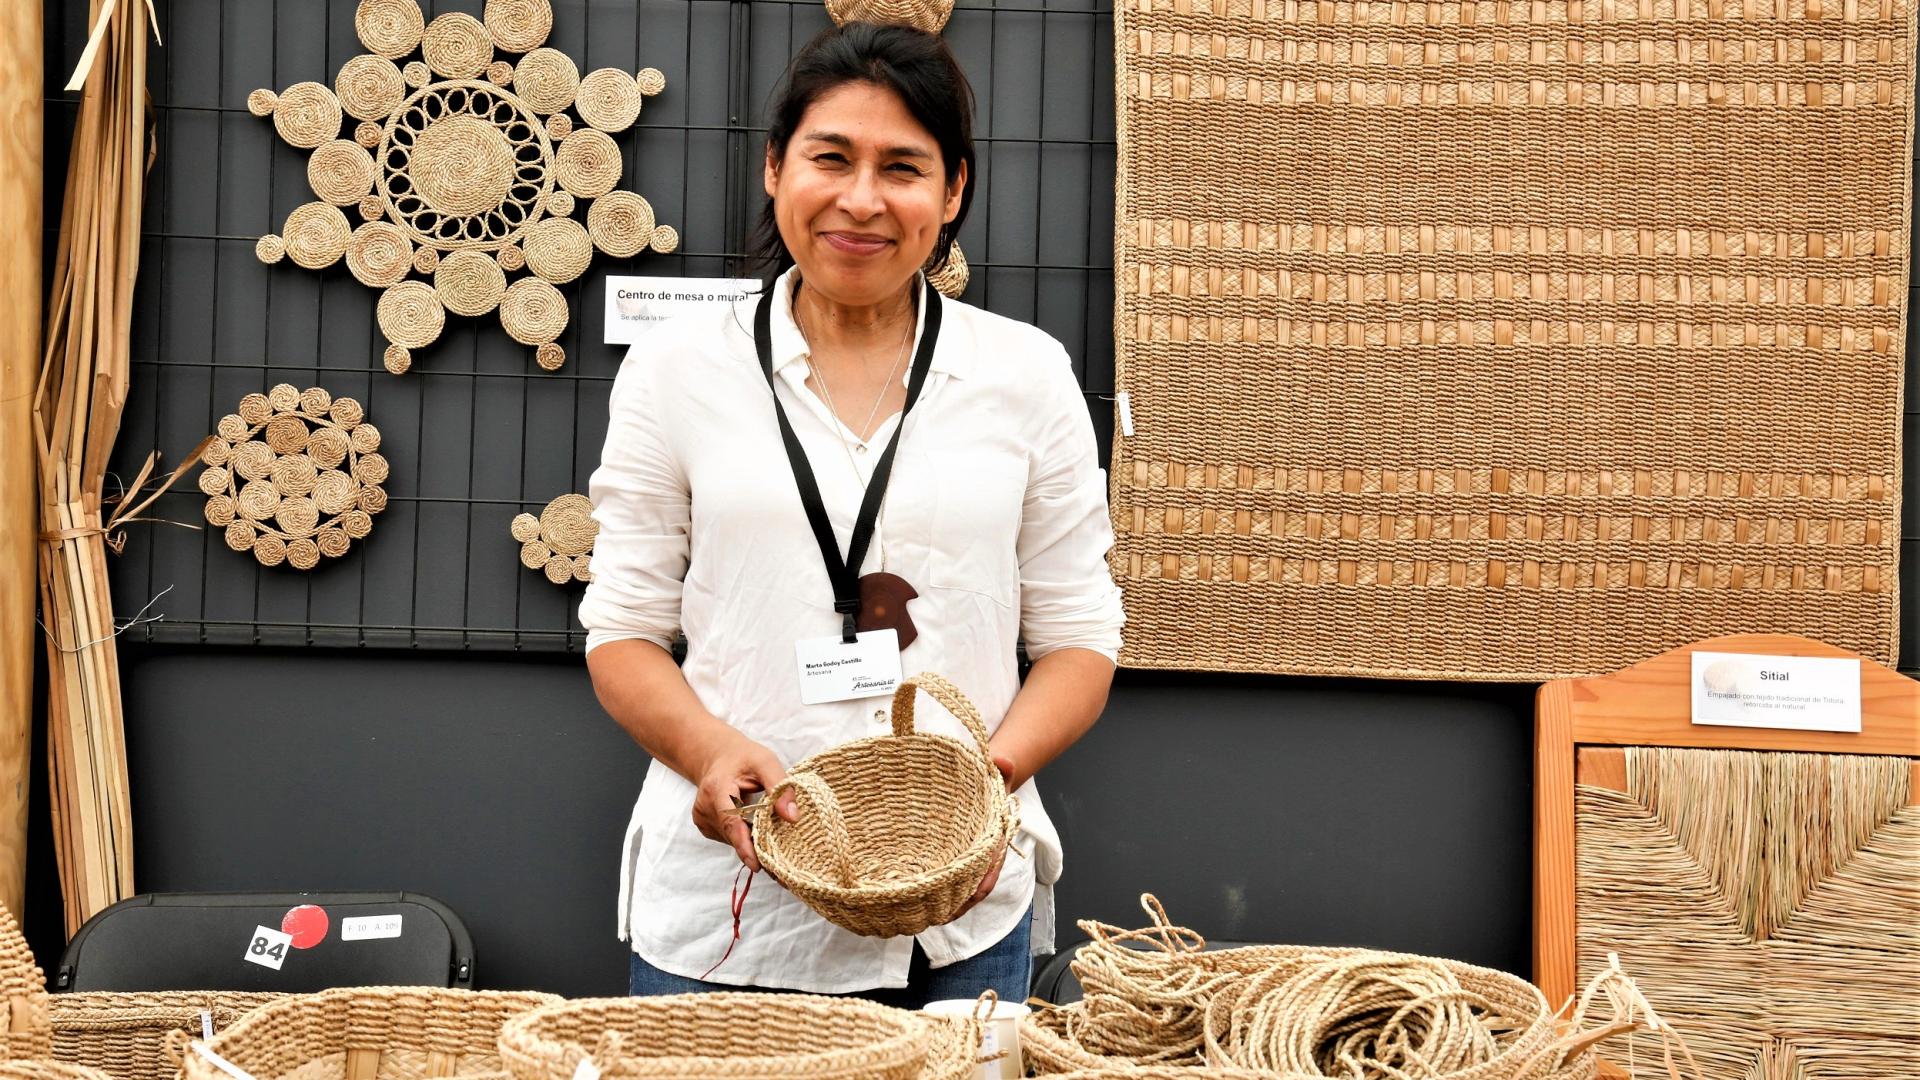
[
  {"xmin": 249, "ymin": 0, "xmax": 679, "ymax": 375},
  {"xmin": 1575, "ymin": 748, "xmax": 1919, "ymax": 1077},
  {"xmin": 1110, "ymin": 0, "xmax": 1915, "ymax": 680},
  {"xmin": 512, "ymin": 493, "xmax": 598, "ymax": 584},
  {"xmin": 197, "ymin": 385, "xmax": 388, "ymax": 570}
]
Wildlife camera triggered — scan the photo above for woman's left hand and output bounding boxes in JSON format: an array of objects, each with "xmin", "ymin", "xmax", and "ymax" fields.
[{"xmin": 953, "ymin": 755, "xmax": 1017, "ymax": 919}]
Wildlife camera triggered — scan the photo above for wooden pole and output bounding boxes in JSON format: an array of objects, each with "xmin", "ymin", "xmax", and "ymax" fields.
[{"xmin": 0, "ymin": 0, "xmax": 44, "ymax": 921}]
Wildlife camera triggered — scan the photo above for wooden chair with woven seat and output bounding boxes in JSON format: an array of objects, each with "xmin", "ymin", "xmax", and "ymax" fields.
[{"xmin": 1533, "ymin": 633, "xmax": 1919, "ymax": 1079}]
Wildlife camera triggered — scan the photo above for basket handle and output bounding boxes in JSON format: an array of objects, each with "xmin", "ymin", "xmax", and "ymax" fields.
[
  {"xmin": 890, "ymin": 673, "xmax": 994, "ymax": 765},
  {"xmin": 766, "ymin": 772, "xmax": 858, "ymax": 887}
]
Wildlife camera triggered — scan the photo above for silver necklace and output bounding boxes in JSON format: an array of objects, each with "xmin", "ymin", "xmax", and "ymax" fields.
[
  {"xmin": 795, "ymin": 289, "xmax": 916, "ymax": 570},
  {"xmin": 797, "ymin": 296, "xmax": 915, "ymax": 451}
]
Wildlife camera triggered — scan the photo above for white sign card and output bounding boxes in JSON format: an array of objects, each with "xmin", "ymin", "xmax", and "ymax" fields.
[
  {"xmin": 340, "ymin": 914, "xmax": 404, "ymax": 941},
  {"xmin": 243, "ymin": 925, "xmax": 293, "ymax": 971},
  {"xmin": 1690, "ymin": 652, "xmax": 1862, "ymax": 733},
  {"xmin": 604, "ymin": 276, "xmax": 762, "ymax": 344},
  {"xmin": 794, "ymin": 629, "xmax": 902, "ymax": 705}
]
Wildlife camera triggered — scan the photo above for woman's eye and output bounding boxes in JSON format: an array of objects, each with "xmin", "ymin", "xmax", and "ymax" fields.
[
  {"xmin": 888, "ymin": 163, "xmax": 925, "ymax": 176},
  {"xmin": 813, "ymin": 152, "xmax": 847, "ymax": 165}
]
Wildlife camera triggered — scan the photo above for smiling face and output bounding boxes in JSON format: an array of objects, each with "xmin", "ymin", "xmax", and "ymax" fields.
[{"xmin": 764, "ymin": 80, "xmax": 968, "ymax": 309}]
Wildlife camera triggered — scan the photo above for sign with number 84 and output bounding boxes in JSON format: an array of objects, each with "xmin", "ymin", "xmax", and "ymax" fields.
[{"xmin": 244, "ymin": 925, "xmax": 294, "ymax": 971}]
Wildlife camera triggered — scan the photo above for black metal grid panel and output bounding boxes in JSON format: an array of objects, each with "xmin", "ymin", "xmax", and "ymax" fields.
[{"xmin": 105, "ymin": 0, "xmax": 1116, "ymax": 652}]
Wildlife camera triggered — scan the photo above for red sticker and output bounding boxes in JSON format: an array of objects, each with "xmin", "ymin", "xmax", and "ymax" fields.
[{"xmin": 280, "ymin": 905, "xmax": 330, "ymax": 949}]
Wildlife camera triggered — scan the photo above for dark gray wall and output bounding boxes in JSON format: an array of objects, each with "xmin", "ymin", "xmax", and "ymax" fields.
[
  {"xmin": 33, "ymin": 0, "xmax": 1915, "ymax": 995},
  {"xmin": 114, "ymin": 650, "xmax": 1532, "ymax": 996}
]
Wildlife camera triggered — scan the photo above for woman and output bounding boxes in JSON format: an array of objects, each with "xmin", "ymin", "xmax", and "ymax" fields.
[{"xmin": 580, "ymin": 21, "xmax": 1123, "ymax": 1006}]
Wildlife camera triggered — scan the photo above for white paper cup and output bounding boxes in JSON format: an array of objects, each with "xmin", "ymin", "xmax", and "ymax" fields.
[{"xmin": 923, "ymin": 997, "xmax": 1029, "ymax": 1079}]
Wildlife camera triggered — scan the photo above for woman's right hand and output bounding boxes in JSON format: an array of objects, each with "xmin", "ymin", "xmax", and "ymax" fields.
[{"xmin": 692, "ymin": 729, "xmax": 798, "ymax": 871}]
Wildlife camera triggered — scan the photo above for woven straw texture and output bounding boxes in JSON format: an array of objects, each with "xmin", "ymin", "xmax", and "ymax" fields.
[
  {"xmin": 179, "ymin": 987, "xmax": 557, "ymax": 1080},
  {"xmin": 496, "ymin": 994, "xmax": 937, "ymax": 1080},
  {"xmin": 0, "ymin": 1065, "xmax": 114, "ymax": 1080},
  {"xmin": 1020, "ymin": 895, "xmax": 1676, "ymax": 1080},
  {"xmin": 1575, "ymin": 747, "xmax": 1919, "ymax": 1079},
  {"xmin": 511, "ymin": 493, "xmax": 597, "ymax": 584},
  {"xmin": 1109, "ymin": 0, "xmax": 1917, "ymax": 681},
  {"xmin": 0, "ymin": 906, "xmax": 50, "ymax": 1063},
  {"xmin": 824, "ymin": 0, "xmax": 955, "ymax": 33},
  {"xmin": 926, "ymin": 243, "xmax": 968, "ymax": 300},
  {"xmin": 51, "ymin": 992, "xmax": 278, "ymax": 1080},
  {"xmin": 251, "ymin": 0, "xmax": 675, "ymax": 373},
  {"xmin": 747, "ymin": 673, "xmax": 1019, "ymax": 939},
  {"xmin": 198, "ymin": 385, "xmax": 388, "ymax": 570}
]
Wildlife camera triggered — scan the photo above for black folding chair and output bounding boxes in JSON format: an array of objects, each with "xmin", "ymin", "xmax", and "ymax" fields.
[{"xmin": 54, "ymin": 891, "xmax": 475, "ymax": 993}]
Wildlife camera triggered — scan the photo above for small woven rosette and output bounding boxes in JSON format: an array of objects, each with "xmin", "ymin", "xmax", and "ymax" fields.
[
  {"xmin": 748, "ymin": 673, "xmax": 1019, "ymax": 938},
  {"xmin": 497, "ymin": 993, "xmax": 946, "ymax": 1080},
  {"xmin": 197, "ymin": 385, "xmax": 388, "ymax": 570},
  {"xmin": 510, "ymin": 493, "xmax": 597, "ymax": 585}
]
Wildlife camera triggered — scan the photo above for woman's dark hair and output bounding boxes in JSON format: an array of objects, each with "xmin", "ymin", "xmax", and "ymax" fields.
[{"xmin": 744, "ymin": 22, "xmax": 976, "ymax": 280}]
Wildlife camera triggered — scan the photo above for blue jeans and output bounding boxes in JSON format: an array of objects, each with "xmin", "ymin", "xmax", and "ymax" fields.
[{"xmin": 627, "ymin": 908, "xmax": 1032, "ymax": 1009}]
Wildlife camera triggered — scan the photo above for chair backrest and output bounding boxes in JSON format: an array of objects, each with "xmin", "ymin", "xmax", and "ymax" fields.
[
  {"xmin": 1532, "ymin": 632, "xmax": 1919, "ymax": 1006},
  {"xmin": 54, "ymin": 891, "xmax": 474, "ymax": 993}
]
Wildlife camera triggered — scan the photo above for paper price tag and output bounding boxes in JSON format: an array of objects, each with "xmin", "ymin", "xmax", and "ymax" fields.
[
  {"xmin": 243, "ymin": 925, "xmax": 293, "ymax": 971},
  {"xmin": 341, "ymin": 914, "xmax": 404, "ymax": 941}
]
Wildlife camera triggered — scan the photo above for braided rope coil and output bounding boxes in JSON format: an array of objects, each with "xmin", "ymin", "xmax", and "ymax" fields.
[{"xmin": 1023, "ymin": 896, "xmax": 1698, "ymax": 1080}]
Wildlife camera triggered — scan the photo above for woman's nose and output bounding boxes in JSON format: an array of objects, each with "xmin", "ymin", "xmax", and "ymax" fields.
[{"xmin": 837, "ymin": 165, "xmax": 886, "ymax": 219}]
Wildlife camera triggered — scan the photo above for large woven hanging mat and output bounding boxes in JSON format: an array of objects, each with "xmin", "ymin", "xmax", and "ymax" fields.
[
  {"xmin": 250, "ymin": 0, "xmax": 674, "ymax": 374},
  {"xmin": 1110, "ymin": 0, "xmax": 1916, "ymax": 680},
  {"xmin": 1575, "ymin": 747, "xmax": 1919, "ymax": 1078}
]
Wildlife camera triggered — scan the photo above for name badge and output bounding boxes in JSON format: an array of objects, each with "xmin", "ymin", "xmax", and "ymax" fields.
[{"xmin": 795, "ymin": 629, "xmax": 902, "ymax": 705}]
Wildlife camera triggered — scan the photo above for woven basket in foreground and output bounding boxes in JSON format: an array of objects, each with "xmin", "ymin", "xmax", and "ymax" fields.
[
  {"xmin": 0, "ymin": 1063, "xmax": 116, "ymax": 1080},
  {"xmin": 0, "ymin": 906, "xmax": 50, "ymax": 1062},
  {"xmin": 497, "ymin": 994, "xmax": 936, "ymax": 1080},
  {"xmin": 178, "ymin": 986, "xmax": 557, "ymax": 1080},
  {"xmin": 52, "ymin": 991, "xmax": 278, "ymax": 1080},
  {"xmin": 748, "ymin": 672, "xmax": 1018, "ymax": 938}
]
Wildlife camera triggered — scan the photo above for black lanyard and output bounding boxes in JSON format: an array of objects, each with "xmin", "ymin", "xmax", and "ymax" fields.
[{"xmin": 756, "ymin": 279, "xmax": 942, "ymax": 643}]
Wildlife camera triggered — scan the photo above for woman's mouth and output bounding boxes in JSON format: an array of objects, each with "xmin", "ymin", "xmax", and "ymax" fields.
[{"xmin": 821, "ymin": 232, "xmax": 892, "ymax": 256}]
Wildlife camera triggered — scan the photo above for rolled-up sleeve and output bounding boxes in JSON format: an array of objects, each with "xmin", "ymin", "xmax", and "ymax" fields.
[
  {"xmin": 1015, "ymin": 343, "xmax": 1124, "ymax": 662},
  {"xmin": 579, "ymin": 346, "xmax": 691, "ymax": 654}
]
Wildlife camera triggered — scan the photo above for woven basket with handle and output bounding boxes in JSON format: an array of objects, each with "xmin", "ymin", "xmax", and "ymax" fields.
[
  {"xmin": 0, "ymin": 1063, "xmax": 116, "ymax": 1080},
  {"xmin": 497, "ymin": 994, "xmax": 939, "ymax": 1080},
  {"xmin": 749, "ymin": 673, "xmax": 1019, "ymax": 939},
  {"xmin": 52, "ymin": 991, "xmax": 278, "ymax": 1080},
  {"xmin": 175, "ymin": 986, "xmax": 557, "ymax": 1080},
  {"xmin": 0, "ymin": 906, "xmax": 50, "ymax": 1062}
]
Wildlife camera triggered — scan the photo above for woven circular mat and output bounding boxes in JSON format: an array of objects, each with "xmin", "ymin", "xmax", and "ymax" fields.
[
  {"xmin": 199, "ymin": 385, "xmax": 390, "ymax": 570},
  {"xmin": 252, "ymin": 0, "xmax": 680, "ymax": 374},
  {"xmin": 825, "ymin": 0, "xmax": 954, "ymax": 33},
  {"xmin": 508, "ymin": 492, "xmax": 599, "ymax": 586},
  {"xmin": 485, "ymin": 0, "xmax": 553, "ymax": 53},
  {"xmin": 927, "ymin": 242, "xmax": 969, "ymax": 299}
]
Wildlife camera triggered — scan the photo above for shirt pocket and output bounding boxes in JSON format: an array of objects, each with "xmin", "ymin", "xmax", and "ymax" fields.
[{"xmin": 926, "ymin": 452, "xmax": 1028, "ymax": 607}]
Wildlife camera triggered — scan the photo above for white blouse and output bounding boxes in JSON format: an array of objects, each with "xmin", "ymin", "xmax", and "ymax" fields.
[{"xmin": 579, "ymin": 267, "xmax": 1124, "ymax": 992}]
